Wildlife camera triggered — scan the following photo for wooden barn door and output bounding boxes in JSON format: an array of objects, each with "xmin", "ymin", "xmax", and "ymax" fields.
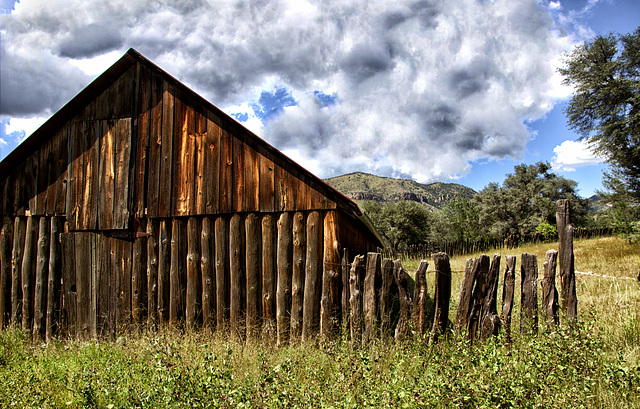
[{"xmin": 60, "ymin": 232, "xmax": 133, "ymax": 339}]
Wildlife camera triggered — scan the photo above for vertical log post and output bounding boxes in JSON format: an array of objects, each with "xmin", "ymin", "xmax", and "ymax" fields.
[
  {"xmin": 147, "ymin": 219, "xmax": 159, "ymax": 330},
  {"xmin": 201, "ymin": 216, "xmax": 215, "ymax": 329},
  {"xmin": 302, "ymin": 211, "xmax": 321, "ymax": 342},
  {"xmin": 362, "ymin": 252, "xmax": 380, "ymax": 345},
  {"xmin": 245, "ymin": 213, "xmax": 260, "ymax": 340},
  {"xmin": 480, "ymin": 254, "xmax": 501, "ymax": 342},
  {"xmin": 557, "ymin": 199, "xmax": 577, "ymax": 323},
  {"xmin": 394, "ymin": 260, "xmax": 411, "ymax": 342},
  {"xmin": 169, "ymin": 219, "xmax": 186, "ymax": 326},
  {"xmin": 520, "ymin": 253, "xmax": 538, "ymax": 334},
  {"xmin": 341, "ymin": 248, "xmax": 350, "ymax": 331},
  {"xmin": 132, "ymin": 219, "xmax": 147, "ymax": 329},
  {"xmin": 501, "ymin": 255, "xmax": 516, "ymax": 341},
  {"xmin": 11, "ymin": 217, "xmax": 26, "ymax": 326},
  {"xmin": 542, "ymin": 249, "xmax": 559, "ymax": 331},
  {"xmin": 229, "ymin": 214, "xmax": 245, "ymax": 338},
  {"xmin": 277, "ymin": 213, "xmax": 293, "ymax": 345},
  {"xmin": 290, "ymin": 212, "xmax": 305, "ymax": 342},
  {"xmin": 379, "ymin": 258, "xmax": 394, "ymax": 338},
  {"xmin": 22, "ymin": 216, "xmax": 38, "ymax": 332},
  {"xmin": 262, "ymin": 214, "xmax": 276, "ymax": 339},
  {"xmin": 320, "ymin": 211, "xmax": 340, "ymax": 340},
  {"xmin": 157, "ymin": 219, "xmax": 171, "ymax": 324},
  {"xmin": 412, "ymin": 260, "xmax": 429, "ymax": 336},
  {"xmin": 455, "ymin": 258, "xmax": 475, "ymax": 332},
  {"xmin": 33, "ymin": 217, "xmax": 50, "ymax": 340},
  {"xmin": 46, "ymin": 217, "xmax": 61, "ymax": 341},
  {"xmin": 464, "ymin": 255, "xmax": 490, "ymax": 340},
  {"xmin": 349, "ymin": 255, "xmax": 364, "ymax": 347},
  {"xmin": 186, "ymin": 217, "xmax": 201, "ymax": 329},
  {"xmin": 0, "ymin": 218, "xmax": 13, "ymax": 329},
  {"xmin": 430, "ymin": 252, "xmax": 451, "ymax": 343},
  {"xmin": 215, "ymin": 216, "xmax": 229, "ymax": 330}
]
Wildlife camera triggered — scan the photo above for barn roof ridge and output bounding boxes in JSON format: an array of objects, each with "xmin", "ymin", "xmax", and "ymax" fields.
[{"xmin": 0, "ymin": 49, "xmax": 380, "ymax": 230}]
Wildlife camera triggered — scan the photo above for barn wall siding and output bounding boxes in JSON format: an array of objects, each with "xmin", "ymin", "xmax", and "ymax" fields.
[
  {"xmin": 0, "ymin": 210, "xmax": 377, "ymax": 340},
  {"xmin": 1, "ymin": 63, "xmax": 341, "ymax": 224}
]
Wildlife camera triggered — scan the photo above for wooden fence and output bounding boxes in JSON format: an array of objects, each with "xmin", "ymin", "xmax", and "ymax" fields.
[
  {"xmin": 381, "ymin": 226, "xmax": 610, "ymax": 260},
  {"xmin": 0, "ymin": 201, "xmax": 579, "ymax": 344}
]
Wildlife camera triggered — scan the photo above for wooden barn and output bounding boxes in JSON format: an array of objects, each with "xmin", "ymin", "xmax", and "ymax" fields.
[{"xmin": 0, "ymin": 49, "xmax": 383, "ymax": 342}]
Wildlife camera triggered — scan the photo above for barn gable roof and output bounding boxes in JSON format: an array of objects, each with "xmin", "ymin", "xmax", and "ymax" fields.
[{"xmin": 0, "ymin": 49, "xmax": 383, "ymax": 245}]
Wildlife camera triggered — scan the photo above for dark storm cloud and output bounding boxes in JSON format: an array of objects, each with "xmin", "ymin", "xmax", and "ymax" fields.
[
  {"xmin": 0, "ymin": 47, "xmax": 90, "ymax": 116},
  {"xmin": 341, "ymin": 41, "xmax": 393, "ymax": 82},
  {"xmin": 57, "ymin": 23, "xmax": 123, "ymax": 58}
]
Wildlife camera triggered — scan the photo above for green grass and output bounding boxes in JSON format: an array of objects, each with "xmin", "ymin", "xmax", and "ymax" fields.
[{"xmin": 1, "ymin": 236, "xmax": 639, "ymax": 408}]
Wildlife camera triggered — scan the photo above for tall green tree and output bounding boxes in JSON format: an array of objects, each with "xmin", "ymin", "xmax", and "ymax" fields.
[
  {"xmin": 560, "ymin": 27, "xmax": 640, "ymax": 217},
  {"xmin": 473, "ymin": 162, "xmax": 587, "ymax": 238}
]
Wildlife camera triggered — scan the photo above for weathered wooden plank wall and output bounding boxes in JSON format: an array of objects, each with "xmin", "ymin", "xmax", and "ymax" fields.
[{"xmin": 0, "ymin": 210, "xmax": 378, "ymax": 340}]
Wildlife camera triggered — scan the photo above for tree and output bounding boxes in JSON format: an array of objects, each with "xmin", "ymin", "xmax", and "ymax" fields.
[
  {"xmin": 473, "ymin": 162, "xmax": 587, "ymax": 238},
  {"xmin": 361, "ymin": 200, "xmax": 432, "ymax": 251},
  {"xmin": 438, "ymin": 196, "xmax": 482, "ymax": 242},
  {"xmin": 560, "ymin": 27, "xmax": 640, "ymax": 217}
]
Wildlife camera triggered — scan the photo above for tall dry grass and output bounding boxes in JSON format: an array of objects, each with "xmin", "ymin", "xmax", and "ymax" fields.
[{"xmin": 0, "ymin": 236, "xmax": 638, "ymax": 408}]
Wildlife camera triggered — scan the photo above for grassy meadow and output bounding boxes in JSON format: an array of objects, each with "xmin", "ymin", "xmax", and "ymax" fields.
[{"xmin": 1, "ymin": 236, "xmax": 639, "ymax": 408}]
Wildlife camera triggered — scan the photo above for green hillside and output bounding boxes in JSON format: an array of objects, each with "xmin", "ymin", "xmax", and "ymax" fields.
[{"xmin": 325, "ymin": 172, "xmax": 476, "ymax": 210}]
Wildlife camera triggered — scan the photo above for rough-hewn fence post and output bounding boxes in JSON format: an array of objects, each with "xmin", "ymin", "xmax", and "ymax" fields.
[
  {"xmin": 520, "ymin": 253, "xmax": 538, "ymax": 334},
  {"xmin": 277, "ymin": 212, "xmax": 293, "ymax": 345},
  {"xmin": 542, "ymin": 249, "xmax": 559, "ymax": 330},
  {"xmin": 412, "ymin": 260, "xmax": 429, "ymax": 336},
  {"xmin": 430, "ymin": 252, "xmax": 451, "ymax": 343},
  {"xmin": 501, "ymin": 255, "xmax": 516, "ymax": 342},
  {"xmin": 349, "ymin": 255, "xmax": 364, "ymax": 347},
  {"xmin": 557, "ymin": 199, "xmax": 577, "ymax": 323}
]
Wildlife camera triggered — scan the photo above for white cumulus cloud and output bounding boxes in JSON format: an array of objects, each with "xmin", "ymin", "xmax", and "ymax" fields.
[{"xmin": 552, "ymin": 139, "xmax": 603, "ymax": 172}]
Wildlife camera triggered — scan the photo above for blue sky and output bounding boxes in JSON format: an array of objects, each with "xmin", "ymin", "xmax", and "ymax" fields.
[
  {"xmin": 455, "ymin": 0, "xmax": 639, "ymax": 197},
  {"xmin": 1, "ymin": 0, "xmax": 638, "ymax": 198}
]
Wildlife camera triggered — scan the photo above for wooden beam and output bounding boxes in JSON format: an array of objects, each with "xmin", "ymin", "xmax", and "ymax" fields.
[
  {"xmin": 0, "ymin": 218, "xmax": 13, "ymax": 329},
  {"xmin": 277, "ymin": 212, "xmax": 293, "ymax": 345},
  {"xmin": 362, "ymin": 252, "xmax": 380, "ymax": 345},
  {"xmin": 520, "ymin": 253, "xmax": 538, "ymax": 334},
  {"xmin": 33, "ymin": 217, "xmax": 50, "ymax": 340},
  {"xmin": 349, "ymin": 255, "xmax": 365, "ymax": 346},
  {"xmin": 157, "ymin": 219, "xmax": 171, "ymax": 324},
  {"xmin": 542, "ymin": 249, "xmax": 559, "ymax": 330},
  {"xmin": 21, "ymin": 216, "xmax": 38, "ymax": 332},
  {"xmin": 302, "ymin": 211, "xmax": 321, "ymax": 342},
  {"xmin": 186, "ymin": 217, "xmax": 201, "ymax": 329},
  {"xmin": 379, "ymin": 257, "xmax": 393, "ymax": 339},
  {"xmin": 501, "ymin": 255, "xmax": 516, "ymax": 342},
  {"xmin": 412, "ymin": 260, "xmax": 429, "ymax": 336},
  {"xmin": 394, "ymin": 260, "xmax": 411, "ymax": 342},
  {"xmin": 10, "ymin": 217, "xmax": 26, "ymax": 326},
  {"xmin": 320, "ymin": 211, "xmax": 340, "ymax": 340},
  {"xmin": 146, "ymin": 219, "xmax": 159, "ymax": 330},
  {"xmin": 169, "ymin": 219, "xmax": 186, "ymax": 326},
  {"xmin": 290, "ymin": 212, "xmax": 305, "ymax": 342},
  {"xmin": 201, "ymin": 216, "xmax": 215, "ymax": 329},
  {"xmin": 245, "ymin": 213, "xmax": 260, "ymax": 339},
  {"xmin": 46, "ymin": 217, "xmax": 62, "ymax": 341},
  {"xmin": 215, "ymin": 216, "xmax": 229, "ymax": 329},
  {"xmin": 261, "ymin": 214, "xmax": 276, "ymax": 339},
  {"xmin": 430, "ymin": 252, "xmax": 451, "ymax": 343},
  {"xmin": 229, "ymin": 214, "xmax": 245, "ymax": 338}
]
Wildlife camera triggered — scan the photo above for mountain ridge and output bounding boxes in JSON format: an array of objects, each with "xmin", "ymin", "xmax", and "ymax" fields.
[{"xmin": 324, "ymin": 172, "xmax": 477, "ymax": 210}]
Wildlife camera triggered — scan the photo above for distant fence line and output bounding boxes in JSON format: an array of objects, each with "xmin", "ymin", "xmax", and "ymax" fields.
[{"xmin": 381, "ymin": 226, "xmax": 613, "ymax": 260}]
